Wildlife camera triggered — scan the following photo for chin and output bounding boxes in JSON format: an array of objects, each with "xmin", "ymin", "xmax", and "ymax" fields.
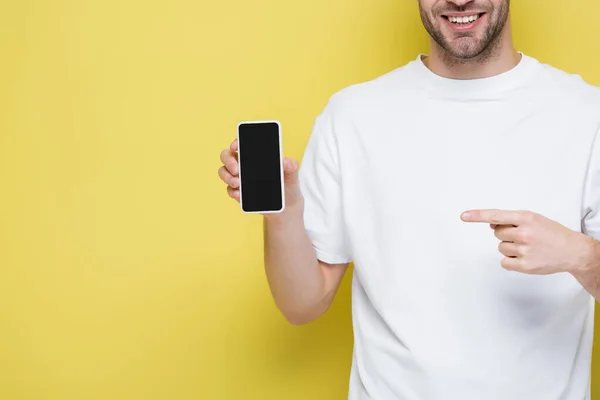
[{"xmin": 444, "ymin": 38, "xmax": 488, "ymax": 59}]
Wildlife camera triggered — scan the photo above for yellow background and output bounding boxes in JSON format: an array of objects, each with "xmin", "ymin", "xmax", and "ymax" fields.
[{"xmin": 1, "ymin": 1, "xmax": 600, "ymax": 399}]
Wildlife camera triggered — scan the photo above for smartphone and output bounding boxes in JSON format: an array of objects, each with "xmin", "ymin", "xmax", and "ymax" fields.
[{"xmin": 236, "ymin": 120, "xmax": 285, "ymax": 214}]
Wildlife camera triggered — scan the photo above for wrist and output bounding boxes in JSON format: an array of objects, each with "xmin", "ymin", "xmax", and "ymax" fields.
[
  {"xmin": 573, "ymin": 234, "xmax": 600, "ymax": 276},
  {"xmin": 263, "ymin": 198, "xmax": 304, "ymax": 224}
]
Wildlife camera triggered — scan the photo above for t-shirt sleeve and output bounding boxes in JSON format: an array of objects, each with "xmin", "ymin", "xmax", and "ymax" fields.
[
  {"xmin": 298, "ymin": 108, "xmax": 352, "ymax": 265},
  {"xmin": 583, "ymin": 129, "xmax": 600, "ymax": 241}
]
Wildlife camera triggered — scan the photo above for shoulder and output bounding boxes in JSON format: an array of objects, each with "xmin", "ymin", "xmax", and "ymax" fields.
[
  {"xmin": 530, "ymin": 56, "xmax": 600, "ymax": 112},
  {"xmin": 319, "ymin": 59, "xmax": 420, "ymax": 119}
]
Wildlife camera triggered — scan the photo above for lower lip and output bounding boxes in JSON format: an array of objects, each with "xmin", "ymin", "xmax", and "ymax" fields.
[{"xmin": 443, "ymin": 14, "xmax": 485, "ymax": 31}]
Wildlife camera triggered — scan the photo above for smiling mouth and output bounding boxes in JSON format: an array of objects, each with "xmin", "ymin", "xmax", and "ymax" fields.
[{"xmin": 442, "ymin": 13, "xmax": 485, "ymax": 25}]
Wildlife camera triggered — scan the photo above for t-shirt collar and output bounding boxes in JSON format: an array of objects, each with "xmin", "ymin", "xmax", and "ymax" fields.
[{"xmin": 410, "ymin": 52, "xmax": 540, "ymax": 99}]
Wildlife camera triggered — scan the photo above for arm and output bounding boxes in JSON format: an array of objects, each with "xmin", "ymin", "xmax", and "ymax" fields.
[
  {"xmin": 219, "ymin": 101, "xmax": 352, "ymax": 325},
  {"xmin": 263, "ymin": 203, "xmax": 349, "ymax": 325},
  {"xmin": 219, "ymin": 142, "xmax": 349, "ymax": 325}
]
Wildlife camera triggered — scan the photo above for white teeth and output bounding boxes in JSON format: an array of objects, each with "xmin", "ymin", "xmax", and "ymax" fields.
[{"xmin": 448, "ymin": 14, "xmax": 480, "ymax": 24}]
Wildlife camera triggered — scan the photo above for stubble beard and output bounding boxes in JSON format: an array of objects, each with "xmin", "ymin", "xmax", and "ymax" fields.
[{"xmin": 419, "ymin": 1, "xmax": 510, "ymax": 66}]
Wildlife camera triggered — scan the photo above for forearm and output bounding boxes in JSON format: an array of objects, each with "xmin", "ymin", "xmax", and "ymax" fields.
[
  {"xmin": 263, "ymin": 201, "xmax": 328, "ymax": 324},
  {"xmin": 571, "ymin": 236, "xmax": 600, "ymax": 301}
]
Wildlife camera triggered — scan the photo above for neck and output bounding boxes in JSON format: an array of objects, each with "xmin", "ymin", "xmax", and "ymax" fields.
[{"xmin": 423, "ymin": 18, "xmax": 520, "ymax": 80}]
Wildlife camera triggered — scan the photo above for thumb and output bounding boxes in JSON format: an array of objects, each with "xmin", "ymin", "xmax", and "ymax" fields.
[{"xmin": 283, "ymin": 158, "xmax": 299, "ymax": 185}]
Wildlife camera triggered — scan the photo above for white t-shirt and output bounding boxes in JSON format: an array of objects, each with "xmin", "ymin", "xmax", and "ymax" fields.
[{"xmin": 298, "ymin": 53, "xmax": 600, "ymax": 400}]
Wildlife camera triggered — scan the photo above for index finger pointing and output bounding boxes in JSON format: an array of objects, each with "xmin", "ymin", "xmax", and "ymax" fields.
[{"xmin": 461, "ymin": 209, "xmax": 524, "ymax": 226}]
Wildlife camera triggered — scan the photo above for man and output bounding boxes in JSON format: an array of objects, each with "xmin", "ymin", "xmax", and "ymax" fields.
[{"xmin": 218, "ymin": 0, "xmax": 600, "ymax": 398}]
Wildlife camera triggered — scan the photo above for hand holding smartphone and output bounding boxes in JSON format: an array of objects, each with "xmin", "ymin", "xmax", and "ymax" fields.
[{"xmin": 236, "ymin": 120, "xmax": 286, "ymax": 214}]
